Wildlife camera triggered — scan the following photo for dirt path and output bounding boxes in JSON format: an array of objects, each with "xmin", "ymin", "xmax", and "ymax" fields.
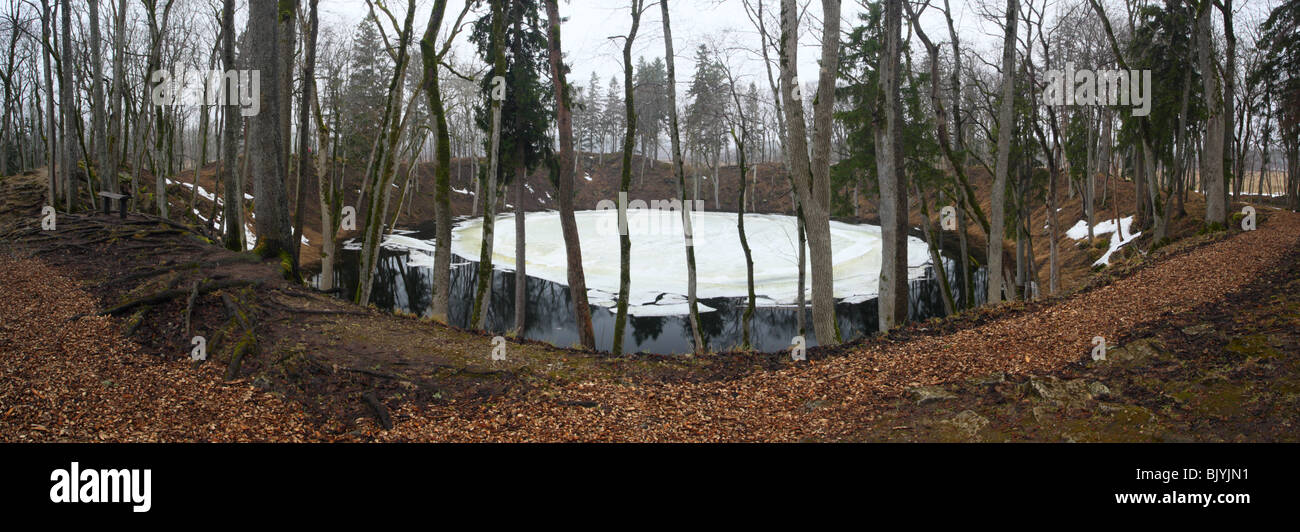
[{"xmin": 375, "ymin": 212, "xmax": 1300, "ymax": 442}]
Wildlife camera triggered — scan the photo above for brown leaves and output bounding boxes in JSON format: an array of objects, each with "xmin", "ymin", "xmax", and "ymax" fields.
[
  {"xmin": 3, "ymin": 212, "xmax": 1297, "ymax": 443},
  {"xmin": 0, "ymin": 255, "xmax": 314, "ymax": 443}
]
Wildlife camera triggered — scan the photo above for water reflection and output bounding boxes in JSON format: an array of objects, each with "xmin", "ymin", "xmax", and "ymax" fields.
[{"xmin": 323, "ymin": 222, "xmax": 987, "ymax": 354}]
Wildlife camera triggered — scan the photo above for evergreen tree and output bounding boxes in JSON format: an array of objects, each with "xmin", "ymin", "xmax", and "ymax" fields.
[{"xmin": 469, "ymin": 0, "xmax": 555, "ymax": 333}]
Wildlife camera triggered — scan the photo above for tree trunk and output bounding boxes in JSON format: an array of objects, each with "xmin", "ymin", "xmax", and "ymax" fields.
[
  {"xmin": 876, "ymin": 0, "xmax": 907, "ymax": 331},
  {"xmin": 512, "ymin": 145, "xmax": 526, "ymax": 335},
  {"xmin": 293, "ymin": 0, "xmax": 320, "ymax": 276},
  {"xmin": 612, "ymin": 0, "xmax": 643, "ymax": 356},
  {"xmin": 471, "ymin": 0, "xmax": 507, "ymax": 330},
  {"xmin": 221, "ymin": 0, "xmax": 245, "ymax": 252},
  {"xmin": 60, "ymin": 0, "xmax": 74, "ymax": 211},
  {"xmin": 1219, "ymin": 0, "xmax": 1235, "ymax": 209},
  {"xmin": 778, "ymin": 0, "xmax": 841, "ymax": 345},
  {"xmin": 988, "ymin": 0, "xmax": 1017, "ymax": 304},
  {"xmin": 89, "ymin": 0, "xmax": 108, "ymax": 195},
  {"xmin": 546, "ymin": 0, "xmax": 596, "ymax": 349},
  {"xmin": 249, "ymin": 0, "xmax": 294, "ymax": 258},
  {"xmin": 1197, "ymin": 2, "xmax": 1226, "ymax": 226},
  {"xmin": 41, "ymin": 0, "xmax": 56, "ymax": 206}
]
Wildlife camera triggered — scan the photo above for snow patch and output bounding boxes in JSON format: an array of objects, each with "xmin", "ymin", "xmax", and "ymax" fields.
[
  {"xmin": 447, "ymin": 210, "xmax": 931, "ymax": 314},
  {"xmin": 1067, "ymin": 216, "xmax": 1141, "ymax": 266}
]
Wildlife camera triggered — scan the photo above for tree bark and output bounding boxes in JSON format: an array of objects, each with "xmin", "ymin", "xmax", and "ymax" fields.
[
  {"xmin": 248, "ymin": 0, "xmax": 294, "ymax": 258},
  {"xmin": 611, "ymin": 0, "xmax": 644, "ymax": 356},
  {"xmin": 876, "ymin": 0, "xmax": 907, "ymax": 330},
  {"xmin": 988, "ymin": 0, "xmax": 1017, "ymax": 304},
  {"xmin": 220, "ymin": 0, "xmax": 245, "ymax": 251},
  {"xmin": 471, "ymin": 0, "xmax": 507, "ymax": 330},
  {"xmin": 292, "ymin": 0, "xmax": 319, "ymax": 275},
  {"xmin": 778, "ymin": 0, "xmax": 841, "ymax": 345},
  {"xmin": 545, "ymin": 0, "xmax": 596, "ymax": 349},
  {"xmin": 1197, "ymin": 1, "xmax": 1226, "ymax": 226}
]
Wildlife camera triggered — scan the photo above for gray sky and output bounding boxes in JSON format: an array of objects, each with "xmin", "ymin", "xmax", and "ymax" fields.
[
  {"xmin": 319, "ymin": 0, "xmax": 1278, "ymax": 95},
  {"xmin": 319, "ymin": 0, "xmax": 989, "ymax": 93}
]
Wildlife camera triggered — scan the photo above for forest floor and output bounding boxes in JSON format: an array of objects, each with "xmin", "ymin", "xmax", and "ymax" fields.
[{"xmin": 2, "ymin": 169, "xmax": 1298, "ymax": 442}]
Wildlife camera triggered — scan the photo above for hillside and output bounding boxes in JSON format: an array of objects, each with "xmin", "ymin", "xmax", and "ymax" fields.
[{"xmin": 2, "ymin": 167, "xmax": 1298, "ymax": 442}]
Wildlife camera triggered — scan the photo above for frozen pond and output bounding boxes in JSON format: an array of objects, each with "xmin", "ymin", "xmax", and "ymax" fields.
[{"xmin": 326, "ymin": 211, "xmax": 985, "ymax": 354}]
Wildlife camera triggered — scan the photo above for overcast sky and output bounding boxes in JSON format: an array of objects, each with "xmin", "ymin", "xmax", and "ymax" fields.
[
  {"xmin": 319, "ymin": 0, "xmax": 992, "ymax": 92},
  {"xmin": 318, "ymin": 0, "xmax": 1278, "ymax": 95}
]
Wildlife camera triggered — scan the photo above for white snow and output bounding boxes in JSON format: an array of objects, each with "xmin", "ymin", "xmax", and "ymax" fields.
[
  {"xmin": 1066, "ymin": 216, "xmax": 1141, "ymax": 266},
  {"xmin": 447, "ymin": 210, "xmax": 931, "ymax": 314}
]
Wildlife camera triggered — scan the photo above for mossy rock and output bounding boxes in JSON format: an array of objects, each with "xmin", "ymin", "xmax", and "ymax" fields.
[
  {"xmin": 906, "ymin": 385, "xmax": 956, "ymax": 405},
  {"xmin": 935, "ymin": 410, "xmax": 991, "ymax": 442},
  {"xmin": 1223, "ymin": 334, "xmax": 1282, "ymax": 360},
  {"xmin": 1101, "ymin": 337, "xmax": 1167, "ymax": 366},
  {"xmin": 1024, "ymin": 376, "xmax": 1095, "ymax": 408}
]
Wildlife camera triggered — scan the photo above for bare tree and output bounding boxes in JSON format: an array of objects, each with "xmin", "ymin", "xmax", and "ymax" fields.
[
  {"xmin": 662, "ymin": 0, "xmax": 705, "ymax": 352},
  {"xmin": 355, "ymin": 0, "xmax": 419, "ymax": 305},
  {"xmin": 545, "ymin": 0, "xmax": 596, "ymax": 349},
  {"xmin": 87, "ymin": 0, "xmax": 108, "ymax": 194},
  {"xmin": 220, "ymin": 0, "xmax": 245, "ymax": 251},
  {"xmin": 611, "ymin": 0, "xmax": 648, "ymax": 356},
  {"xmin": 988, "ymin": 0, "xmax": 1018, "ymax": 304},
  {"xmin": 876, "ymin": 0, "xmax": 907, "ymax": 330},
  {"xmin": 1197, "ymin": 0, "xmax": 1226, "ymax": 226},
  {"xmin": 778, "ymin": 0, "xmax": 842, "ymax": 345},
  {"xmin": 248, "ymin": 0, "xmax": 294, "ymax": 258}
]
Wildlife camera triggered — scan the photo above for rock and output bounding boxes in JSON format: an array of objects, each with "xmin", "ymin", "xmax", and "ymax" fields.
[
  {"xmin": 1026, "ymin": 376, "xmax": 1094, "ymax": 407},
  {"xmin": 907, "ymin": 385, "xmax": 956, "ymax": 405},
  {"xmin": 1181, "ymin": 323, "xmax": 1216, "ymax": 336},
  {"xmin": 1105, "ymin": 338, "xmax": 1166, "ymax": 365},
  {"xmin": 1087, "ymin": 381, "xmax": 1112, "ymax": 399},
  {"xmin": 943, "ymin": 410, "xmax": 990, "ymax": 441}
]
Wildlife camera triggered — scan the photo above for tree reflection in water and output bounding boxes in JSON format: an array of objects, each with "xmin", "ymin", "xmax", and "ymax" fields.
[{"xmin": 325, "ymin": 228, "xmax": 986, "ymax": 354}]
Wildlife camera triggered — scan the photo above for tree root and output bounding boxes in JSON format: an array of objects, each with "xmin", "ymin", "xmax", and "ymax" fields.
[
  {"xmin": 220, "ymin": 290, "xmax": 258, "ymax": 380},
  {"xmin": 98, "ymin": 279, "xmax": 259, "ymax": 317},
  {"xmin": 362, "ymin": 392, "xmax": 393, "ymax": 430},
  {"xmin": 183, "ymin": 280, "xmax": 201, "ymax": 336},
  {"xmin": 123, "ymin": 307, "xmax": 150, "ymax": 337}
]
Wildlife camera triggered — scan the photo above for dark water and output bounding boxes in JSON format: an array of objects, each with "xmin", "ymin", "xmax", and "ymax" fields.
[{"xmin": 323, "ymin": 219, "xmax": 987, "ymax": 354}]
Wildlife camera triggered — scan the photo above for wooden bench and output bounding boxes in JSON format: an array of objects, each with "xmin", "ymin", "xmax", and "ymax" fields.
[{"xmin": 97, "ymin": 191, "xmax": 131, "ymax": 219}]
